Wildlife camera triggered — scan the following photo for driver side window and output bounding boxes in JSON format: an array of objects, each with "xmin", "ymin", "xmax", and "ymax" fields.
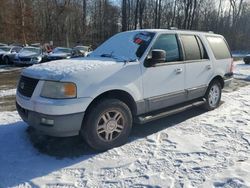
[{"xmin": 152, "ymin": 34, "xmax": 181, "ymax": 62}]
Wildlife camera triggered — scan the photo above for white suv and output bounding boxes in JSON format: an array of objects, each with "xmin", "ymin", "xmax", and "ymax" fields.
[{"xmin": 16, "ymin": 29, "xmax": 233, "ymax": 150}]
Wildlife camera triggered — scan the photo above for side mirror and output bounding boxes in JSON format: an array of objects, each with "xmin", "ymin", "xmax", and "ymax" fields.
[{"xmin": 145, "ymin": 49, "xmax": 166, "ymax": 67}]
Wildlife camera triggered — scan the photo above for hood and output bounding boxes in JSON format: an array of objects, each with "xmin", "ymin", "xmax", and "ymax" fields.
[
  {"xmin": 22, "ymin": 57, "xmax": 118, "ymax": 80},
  {"xmin": 49, "ymin": 52, "xmax": 70, "ymax": 57},
  {"xmin": 19, "ymin": 51, "xmax": 40, "ymax": 58}
]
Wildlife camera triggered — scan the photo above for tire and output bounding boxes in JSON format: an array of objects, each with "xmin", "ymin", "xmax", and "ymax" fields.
[
  {"xmin": 204, "ymin": 80, "xmax": 222, "ymax": 110},
  {"xmin": 4, "ymin": 56, "xmax": 10, "ymax": 65},
  {"xmin": 244, "ymin": 58, "xmax": 250, "ymax": 64},
  {"xmin": 81, "ymin": 99, "xmax": 133, "ymax": 151}
]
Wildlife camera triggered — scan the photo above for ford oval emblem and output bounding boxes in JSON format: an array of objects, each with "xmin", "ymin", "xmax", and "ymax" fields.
[{"xmin": 20, "ymin": 82, "xmax": 25, "ymax": 89}]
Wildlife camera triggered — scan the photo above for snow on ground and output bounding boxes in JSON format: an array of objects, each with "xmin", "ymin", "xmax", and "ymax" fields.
[
  {"xmin": 234, "ymin": 60, "xmax": 250, "ymax": 80},
  {"xmin": 0, "ymin": 84, "xmax": 249, "ymax": 187},
  {"xmin": 0, "ymin": 88, "xmax": 16, "ymax": 97}
]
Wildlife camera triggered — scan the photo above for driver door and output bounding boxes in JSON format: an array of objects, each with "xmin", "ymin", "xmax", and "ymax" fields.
[{"xmin": 141, "ymin": 34, "xmax": 186, "ymax": 112}]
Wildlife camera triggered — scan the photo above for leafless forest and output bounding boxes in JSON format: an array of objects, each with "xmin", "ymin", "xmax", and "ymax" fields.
[{"xmin": 0, "ymin": 0, "xmax": 249, "ymax": 50}]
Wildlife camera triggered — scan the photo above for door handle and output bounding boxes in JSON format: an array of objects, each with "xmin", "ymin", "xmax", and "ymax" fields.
[
  {"xmin": 206, "ymin": 65, "xmax": 212, "ymax": 70},
  {"xmin": 175, "ymin": 68, "xmax": 183, "ymax": 74}
]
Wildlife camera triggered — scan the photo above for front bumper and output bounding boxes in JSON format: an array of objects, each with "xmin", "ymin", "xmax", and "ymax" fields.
[{"xmin": 16, "ymin": 102, "xmax": 84, "ymax": 137}]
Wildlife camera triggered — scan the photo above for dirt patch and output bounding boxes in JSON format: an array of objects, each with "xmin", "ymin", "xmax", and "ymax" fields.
[
  {"xmin": 0, "ymin": 95, "xmax": 16, "ymax": 111},
  {"xmin": 0, "ymin": 67, "xmax": 22, "ymax": 112}
]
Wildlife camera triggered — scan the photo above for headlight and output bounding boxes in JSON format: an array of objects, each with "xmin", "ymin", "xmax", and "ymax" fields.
[
  {"xmin": 32, "ymin": 56, "xmax": 42, "ymax": 63},
  {"xmin": 40, "ymin": 81, "xmax": 77, "ymax": 99}
]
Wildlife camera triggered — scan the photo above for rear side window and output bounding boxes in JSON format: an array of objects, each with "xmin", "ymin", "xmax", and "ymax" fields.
[
  {"xmin": 196, "ymin": 37, "xmax": 208, "ymax": 59},
  {"xmin": 151, "ymin": 34, "xmax": 180, "ymax": 62},
  {"xmin": 206, "ymin": 36, "xmax": 231, "ymax": 59},
  {"xmin": 180, "ymin": 35, "xmax": 202, "ymax": 60}
]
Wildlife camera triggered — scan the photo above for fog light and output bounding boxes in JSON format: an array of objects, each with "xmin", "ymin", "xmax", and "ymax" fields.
[{"xmin": 41, "ymin": 118, "xmax": 54, "ymax": 126}]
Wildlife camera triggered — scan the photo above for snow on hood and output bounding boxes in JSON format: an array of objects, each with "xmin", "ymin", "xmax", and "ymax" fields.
[
  {"xmin": 23, "ymin": 57, "xmax": 117, "ymax": 80},
  {"xmin": 19, "ymin": 51, "xmax": 39, "ymax": 57}
]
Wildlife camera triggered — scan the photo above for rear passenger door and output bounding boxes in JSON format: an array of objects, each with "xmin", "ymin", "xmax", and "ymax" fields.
[{"xmin": 179, "ymin": 34, "xmax": 212, "ymax": 100}]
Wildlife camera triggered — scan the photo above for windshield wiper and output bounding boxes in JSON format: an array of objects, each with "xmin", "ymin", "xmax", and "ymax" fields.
[{"xmin": 100, "ymin": 52, "xmax": 137, "ymax": 63}]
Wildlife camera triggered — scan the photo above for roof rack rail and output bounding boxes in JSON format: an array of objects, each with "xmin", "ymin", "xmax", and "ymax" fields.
[{"xmin": 169, "ymin": 27, "xmax": 178, "ymax": 30}]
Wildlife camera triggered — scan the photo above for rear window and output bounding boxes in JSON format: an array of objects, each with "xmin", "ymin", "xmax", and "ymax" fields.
[
  {"xmin": 206, "ymin": 36, "xmax": 231, "ymax": 59},
  {"xmin": 180, "ymin": 35, "xmax": 202, "ymax": 60}
]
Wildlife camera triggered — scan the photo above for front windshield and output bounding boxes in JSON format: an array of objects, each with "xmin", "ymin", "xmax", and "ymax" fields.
[
  {"xmin": 20, "ymin": 47, "xmax": 41, "ymax": 54},
  {"xmin": 0, "ymin": 46, "xmax": 11, "ymax": 52},
  {"xmin": 53, "ymin": 48, "xmax": 72, "ymax": 54},
  {"xmin": 89, "ymin": 31, "xmax": 155, "ymax": 61}
]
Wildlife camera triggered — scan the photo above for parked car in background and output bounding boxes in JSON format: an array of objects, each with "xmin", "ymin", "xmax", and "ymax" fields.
[
  {"xmin": 14, "ymin": 46, "xmax": 45, "ymax": 66},
  {"xmin": 72, "ymin": 46, "xmax": 92, "ymax": 57},
  {"xmin": 0, "ymin": 46, "xmax": 23, "ymax": 64},
  {"xmin": 30, "ymin": 43, "xmax": 41, "ymax": 47},
  {"xmin": 9, "ymin": 43, "xmax": 23, "ymax": 47},
  {"xmin": 16, "ymin": 29, "xmax": 233, "ymax": 151},
  {"xmin": 0, "ymin": 46, "xmax": 11, "ymax": 64},
  {"xmin": 0, "ymin": 43, "xmax": 7, "ymax": 46},
  {"xmin": 47, "ymin": 47, "xmax": 72, "ymax": 61},
  {"xmin": 243, "ymin": 54, "xmax": 250, "ymax": 64}
]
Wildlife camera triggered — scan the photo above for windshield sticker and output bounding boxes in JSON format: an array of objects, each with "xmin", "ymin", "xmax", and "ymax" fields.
[{"xmin": 133, "ymin": 32, "xmax": 152, "ymax": 45}]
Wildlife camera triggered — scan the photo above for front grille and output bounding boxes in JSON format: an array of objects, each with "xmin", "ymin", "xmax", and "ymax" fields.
[
  {"xmin": 18, "ymin": 76, "xmax": 39, "ymax": 97},
  {"xmin": 19, "ymin": 57, "xmax": 31, "ymax": 61}
]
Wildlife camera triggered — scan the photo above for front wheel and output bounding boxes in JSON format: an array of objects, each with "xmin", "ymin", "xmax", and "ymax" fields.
[
  {"xmin": 4, "ymin": 56, "xmax": 10, "ymax": 65},
  {"xmin": 81, "ymin": 99, "xmax": 132, "ymax": 151},
  {"xmin": 204, "ymin": 81, "xmax": 222, "ymax": 110}
]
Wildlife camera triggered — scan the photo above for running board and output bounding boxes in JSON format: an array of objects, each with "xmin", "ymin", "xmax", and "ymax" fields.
[{"xmin": 135, "ymin": 99, "xmax": 205, "ymax": 124}]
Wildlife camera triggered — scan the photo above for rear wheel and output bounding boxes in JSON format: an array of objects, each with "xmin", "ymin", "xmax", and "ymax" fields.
[
  {"xmin": 81, "ymin": 99, "xmax": 132, "ymax": 151},
  {"xmin": 204, "ymin": 80, "xmax": 222, "ymax": 110}
]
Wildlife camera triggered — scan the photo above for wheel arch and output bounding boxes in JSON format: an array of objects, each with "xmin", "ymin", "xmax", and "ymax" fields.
[
  {"xmin": 209, "ymin": 75, "xmax": 224, "ymax": 89},
  {"xmin": 84, "ymin": 89, "xmax": 138, "ymax": 119}
]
